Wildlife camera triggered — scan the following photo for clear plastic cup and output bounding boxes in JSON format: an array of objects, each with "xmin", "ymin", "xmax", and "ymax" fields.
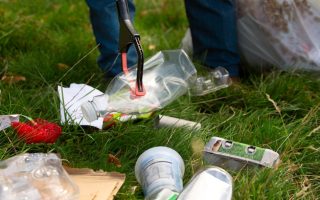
[{"xmin": 135, "ymin": 147, "xmax": 185, "ymax": 200}]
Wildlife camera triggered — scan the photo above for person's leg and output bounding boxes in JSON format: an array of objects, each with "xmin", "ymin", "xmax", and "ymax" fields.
[
  {"xmin": 86, "ymin": 0, "xmax": 137, "ymax": 78},
  {"xmin": 185, "ymin": 0, "xmax": 240, "ymax": 77}
]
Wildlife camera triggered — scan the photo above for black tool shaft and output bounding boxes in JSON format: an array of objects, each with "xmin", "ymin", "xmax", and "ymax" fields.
[{"xmin": 116, "ymin": 0, "xmax": 145, "ymax": 95}]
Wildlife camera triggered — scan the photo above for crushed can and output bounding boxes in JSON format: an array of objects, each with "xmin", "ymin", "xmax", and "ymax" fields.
[{"xmin": 203, "ymin": 137, "xmax": 281, "ymax": 171}]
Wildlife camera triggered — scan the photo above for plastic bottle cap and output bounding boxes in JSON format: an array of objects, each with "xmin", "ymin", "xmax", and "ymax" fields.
[{"xmin": 81, "ymin": 101, "xmax": 98, "ymax": 122}]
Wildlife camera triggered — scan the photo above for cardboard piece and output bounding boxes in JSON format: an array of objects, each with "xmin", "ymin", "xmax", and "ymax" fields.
[{"xmin": 64, "ymin": 167, "xmax": 125, "ymax": 200}]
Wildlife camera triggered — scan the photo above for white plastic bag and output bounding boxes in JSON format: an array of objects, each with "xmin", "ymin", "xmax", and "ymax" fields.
[{"xmin": 237, "ymin": 0, "xmax": 320, "ymax": 71}]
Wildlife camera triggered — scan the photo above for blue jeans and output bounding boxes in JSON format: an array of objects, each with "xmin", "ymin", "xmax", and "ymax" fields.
[
  {"xmin": 86, "ymin": 0, "xmax": 137, "ymax": 78},
  {"xmin": 86, "ymin": 0, "xmax": 240, "ymax": 77}
]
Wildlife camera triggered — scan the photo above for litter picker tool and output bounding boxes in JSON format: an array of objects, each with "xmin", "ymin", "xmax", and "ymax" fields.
[{"xmin": 116, "ymin": 0, "xmax": 145, "ymax": 96}]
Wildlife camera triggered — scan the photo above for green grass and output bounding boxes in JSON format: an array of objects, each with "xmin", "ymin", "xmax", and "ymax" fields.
[{"xmin": 1, "ymin": 0, "xmax": 320, "ymax": 199}]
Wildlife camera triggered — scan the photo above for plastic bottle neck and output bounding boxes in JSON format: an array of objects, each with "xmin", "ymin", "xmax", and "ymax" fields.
[{"xmin": 81, "ymin": 94, "xmax": 110, "ymax": 122}]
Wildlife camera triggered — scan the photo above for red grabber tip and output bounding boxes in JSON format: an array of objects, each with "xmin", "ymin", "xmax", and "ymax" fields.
[{"xmin": 134, "ymin": 84, "xmax": 146, "ymax": 96}]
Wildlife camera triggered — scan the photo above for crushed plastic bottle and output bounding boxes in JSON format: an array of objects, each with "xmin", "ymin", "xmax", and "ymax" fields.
[
  {"xmin": 177, "ymin": 167, "xmax": 233, "ymax": 200},
  {"xmin": 81, "ymin": 49, "xmax": 197, "ymax": 122},
  {"xmin": 0, "ymin": 153, "xmax": 79, "ymax": 200}
]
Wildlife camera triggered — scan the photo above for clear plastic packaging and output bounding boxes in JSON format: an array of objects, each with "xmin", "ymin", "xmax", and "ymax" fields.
[
  {"xmin": 0, "ymin": 153, "xmax": 79, "ymax": 200},
  {"xmin": 237, "ymin": 0, "xmax": 320, "ymax": 71},
  {"xmin": 81, "ymin": 49, "xmax": 197, "ymax": 122},
  {"xmin": 188, "ymin": 67, "xmax": 231, "ymax": 96}
]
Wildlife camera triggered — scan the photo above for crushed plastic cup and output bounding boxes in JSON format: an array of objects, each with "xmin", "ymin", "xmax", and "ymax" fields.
[
  {"xmin": 81, "ymin": 49, "xmax": 197, "ymax": 122},
  {"xmin": 135, "ymin": 147, "xmax": 185, "ymax": 200},
  {"xmin": 177, "ymin": 167, "xmax": 233, "ymax": 200}
]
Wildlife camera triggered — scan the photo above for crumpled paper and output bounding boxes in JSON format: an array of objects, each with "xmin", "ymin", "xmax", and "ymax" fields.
[
  {"xmin": 0, "ymin": 114, "xmax": 19, "ymax": 131},
  {"xmin": 57, "ymin": 84, "xmax": 104, "ymax": 129}
]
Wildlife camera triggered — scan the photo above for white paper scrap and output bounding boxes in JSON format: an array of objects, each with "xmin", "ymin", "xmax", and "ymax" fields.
[
  {"xmin": 58, "ymin": 83, "xmax": 104, "ymax": 129},
  {"xmin": 0, "ymin": 114, "xmax": 20, "ymax": 131}
]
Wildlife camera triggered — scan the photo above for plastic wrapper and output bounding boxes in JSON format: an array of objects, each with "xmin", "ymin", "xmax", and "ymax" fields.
[
  {"xmin": 0, "ymin": 153, "xmax": 79, "ymax": 200},
  {"xmin": 237, "ymin": 0, "xmax": 320, "ymax": 71},
  {"xmin": 81, "ymin": 50, "xmax": 197, "ymax": 122}
]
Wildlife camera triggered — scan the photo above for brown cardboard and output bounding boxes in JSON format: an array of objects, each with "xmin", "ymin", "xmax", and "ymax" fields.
[{"xmin": 64, "ymin": 167, "xmax": 126, "ymax": 200}]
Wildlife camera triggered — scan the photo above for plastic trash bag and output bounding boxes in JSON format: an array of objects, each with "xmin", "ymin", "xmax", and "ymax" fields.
[
  {"xmin": 237, "ymin": 0, "xmax": 320, "ymax": 71},
  {"xmin": 81, "ymin": 49, "xmax": 197, "ymax": 122},
  {"xmin": 0, "ymin": 153, "xmax": 79, "ymax": 200}
]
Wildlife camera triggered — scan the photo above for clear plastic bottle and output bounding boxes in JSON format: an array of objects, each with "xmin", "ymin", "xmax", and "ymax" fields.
[{"xmin": 81, "ymin": 50, "xmax": 197, "ymax": 122}]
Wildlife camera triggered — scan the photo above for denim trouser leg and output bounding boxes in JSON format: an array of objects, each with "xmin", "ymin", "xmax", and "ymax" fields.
[
  {"xmin": 86, "ymin": 0, "xmax": 137, "ymax": 77},
  {"xmin": 185, "ymin": 0, "xmax": 240, "ymax": 77}
]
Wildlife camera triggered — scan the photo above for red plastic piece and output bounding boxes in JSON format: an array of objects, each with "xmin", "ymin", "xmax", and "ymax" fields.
[
  {"xmin": 11, "ymin": 118, "xmax": 62, "ymax": 144},
  {"xmin": 134, "ymin": 83, "xmax": 146, "ymax": 96},
  {"xmin": 121, "ymin": 53, "xmax": 130, "ymax": 75}
]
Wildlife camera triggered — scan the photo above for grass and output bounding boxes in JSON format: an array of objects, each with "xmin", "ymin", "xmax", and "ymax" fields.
[{"xmin": 0, "ymin": 0, "xmax": 319, "ymax": 199}]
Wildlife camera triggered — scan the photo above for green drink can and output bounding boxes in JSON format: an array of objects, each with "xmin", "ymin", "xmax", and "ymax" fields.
[{"xmin": 203, "ymin": 137, "xmax": 280, "ymax": 171}]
